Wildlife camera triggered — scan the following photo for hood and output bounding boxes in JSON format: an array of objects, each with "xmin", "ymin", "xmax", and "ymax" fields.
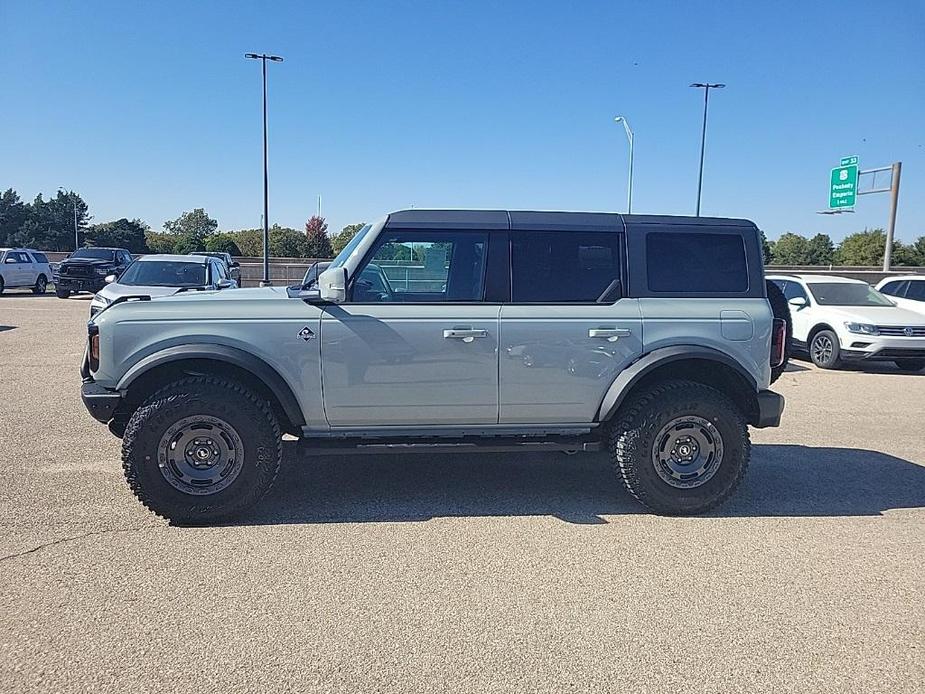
[
  {"xmin": 60, "ymin": 257, "xmax": 114, "ymax": 266},
  {"xmin": 822, "ymin": 304, "xmax": 925, "ymax": 326},
  {"xmin": 153, "ymin": 286, "xmax": 289, "ymax": 303},
  {"xmin": 97, "ymin": 282, "xmax": 199, "ymax": 301}
]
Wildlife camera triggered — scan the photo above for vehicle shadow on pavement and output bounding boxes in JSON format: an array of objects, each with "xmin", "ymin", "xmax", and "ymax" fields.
[{"xmin": 235, "ymin": 443, "xmax": 925, "ymax": 525}]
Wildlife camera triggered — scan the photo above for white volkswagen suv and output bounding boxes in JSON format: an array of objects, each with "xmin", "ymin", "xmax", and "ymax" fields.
[{"xmin": 767, "ymin": 274, "xmax": 925, "ymax": 372}]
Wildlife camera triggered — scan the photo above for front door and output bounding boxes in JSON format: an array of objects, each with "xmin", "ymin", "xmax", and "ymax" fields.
[
  {"xmin": 499, "ymin": 229, "xmax": 643, "ymax": 423},
  {"xmin": 320, "ymin": 229, "xmax": 499, "ymax": 427}
]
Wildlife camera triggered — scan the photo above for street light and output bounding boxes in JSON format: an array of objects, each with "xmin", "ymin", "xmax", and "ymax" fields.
[
  {"xmin": 689, "ymin": 82, "xmax": 725, "ymax": 216},
  {"xmin": 245, "ymin": 52, "xmax": 284, "ymax": 286},
  {"xmin": 613, "ymin": 116, "xmax": 634, "ymax": 214}
]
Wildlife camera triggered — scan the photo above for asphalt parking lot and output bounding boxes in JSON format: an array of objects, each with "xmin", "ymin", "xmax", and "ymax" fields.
[{"xmin": 1, "ymin": 291, "xmax": 923, "ymax": 693}]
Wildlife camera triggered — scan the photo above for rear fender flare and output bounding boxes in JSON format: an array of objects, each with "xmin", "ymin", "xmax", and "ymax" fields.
[{"xmin": 597, "ymin": 345, "xmax": 758, "ymax": 422}]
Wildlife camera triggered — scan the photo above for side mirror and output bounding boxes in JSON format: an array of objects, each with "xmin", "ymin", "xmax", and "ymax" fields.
[
  {"xmin": 4, "ymin": 257, "xmax": 16, "ymax": 264},
  {"xmin": 788, "ymin": 296, "xmax": 807, "ymax": 308},
  {"xmin": 230, "ymin": 261, "xmax": 240, "ymax": 268},
  {"xmin": 318, "ymin": 267, "xmax": 348, "ymax": 303},
  {"xmin": 104, "ymin": 274, "xmax": 117, "ymax": 283},
  {"xmin": 216, "ymin": 278, "xmax": 234, "ymax": 289}
]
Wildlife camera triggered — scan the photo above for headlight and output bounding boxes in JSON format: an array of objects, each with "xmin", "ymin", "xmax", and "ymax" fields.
[
  {"xmin": 91, "ymin": 293, "xmax": 111, "ymax": 306},
  {"xmin": 844, "ymin": 322, "xmax": 879, "ymax": 335}
]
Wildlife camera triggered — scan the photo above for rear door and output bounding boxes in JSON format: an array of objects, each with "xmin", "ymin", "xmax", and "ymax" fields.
[
  {"xmin": 320, "ymin": 228, "xmax": 500, "ymax": 427},
  {"xmin": 499, "ymin": 224, "xmax": 643, "ymax": 424}
]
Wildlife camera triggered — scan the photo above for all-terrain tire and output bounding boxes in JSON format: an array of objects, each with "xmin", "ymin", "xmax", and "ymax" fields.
[
  {"xmin": 121, "ymin": 376, "xmax": 282, "ymax": 524},
  {"xmin": 809, "ymin": 329, "xmax": 841, "ymax": 369},
  {"xmin": 0, "ymin": 277, "xmax": 4, "ymax": 295},
  {"xmin": 765, "ymin": 279, "xmax": 791, "ymax": 384},
  {"xmin": 32, "ymin": 274, "xmax": 48, "ymax": 294},
  {"xmin": 609, "ymin": 380, "xmax": 750, "ymax": 515},
  {"xmin": 55, "ymin": 287, "xmax": 70, "ymax": 298}
]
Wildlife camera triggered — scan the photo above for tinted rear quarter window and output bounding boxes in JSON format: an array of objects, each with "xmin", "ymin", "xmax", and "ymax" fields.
[
  {"xmin": 511, "ymin": 231, "xmax": 621, "ymax": 303},
  {"xmin": 32, "ymin": 252, "xmax": 49, "ymax": 264},
  {"xmin": 646, "ymin": 232, "xmax": 747, "ymax": 293},
  {"xmin": 905, "ymin": 280, "xmax": 925, "ymax": 301}
]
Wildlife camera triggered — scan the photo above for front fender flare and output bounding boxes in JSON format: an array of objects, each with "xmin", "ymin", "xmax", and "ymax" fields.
[
  {"xmin": 116, "ymin": 344, "xmax": 305, "ymax": 428},
  {"xmin": 597, "ymin": 345, "xmax": 758, "ymax": 422}
]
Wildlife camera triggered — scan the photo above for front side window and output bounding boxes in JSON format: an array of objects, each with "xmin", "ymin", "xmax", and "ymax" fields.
[
  {"xmin": 511, "ymin": 231, "xmax": 622, "ymax": 303},
  {"xmin": 781, "ymin": 280, "xmax": 808, "ymax": 302},
  {"xmin": 351, "ymin": 231, "xmax": 487, "ymax": 303},
  {"xmin": 807, "ymin": 282, "xmax": 894, "ymax": 307},
  {"xmin": 646, "ymin": 232, "xmax": 747, "ymax": 293},
  {"xmin": 118, "ymin": 261, "xmax": 207, "ymax": 287}
]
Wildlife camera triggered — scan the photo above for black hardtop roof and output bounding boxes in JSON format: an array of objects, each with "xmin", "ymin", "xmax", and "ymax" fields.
[{"xmin": 384, "ymin": 209, "xmax": 756, "ymax": 232}]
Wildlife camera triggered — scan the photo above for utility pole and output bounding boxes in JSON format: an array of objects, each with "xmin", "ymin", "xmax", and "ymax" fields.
[
  {"xmin": 613, "ymin": 116, "xmax": 634, "ymax": 214},
  {"xmin": 882, "ymin": 162, "xmax": 902, "ymax": 272},
  {"xmin": 245, "ymin": 52, "xmax": 284, "ymax": 286},
  {"xmin": 690, "ymin": 82, "xmax": 725, "ymax": 216}
]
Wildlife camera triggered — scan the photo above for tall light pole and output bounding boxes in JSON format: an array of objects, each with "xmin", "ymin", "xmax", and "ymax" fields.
[
  {"xmin": 613, "ymin": 116, "xmax": 634, "ymax": 213},
  {"xmin": 690, "ymin": 82, "xmax": 725, "ymax": 216},
  {"xmin": 245, "ymin": 52, "xmax": 284, "ymax": 286}
]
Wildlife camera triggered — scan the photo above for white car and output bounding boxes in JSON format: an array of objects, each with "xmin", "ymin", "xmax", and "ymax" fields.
[
  {"xmin": 767, "ymin": 274, "xmax": 925, "ymax": 372},
  {"xmin": 90, "ymin": 254, "xmax": 237, "ymax": 316},
  {"xmin": 875, "ymin": 275, "xmax": 925, "ymax": 315},
  {"xmin": 0, "ymin": 248, "xmax": 53, "ymax": 295}
]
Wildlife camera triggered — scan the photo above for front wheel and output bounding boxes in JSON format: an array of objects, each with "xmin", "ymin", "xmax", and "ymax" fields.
[
  {"xmin": 809, "ymin": 329, "xmax": 841, "ymax": 369},
  {"xmin": 55, "ymin": 287, "xmax": 70, "ymax": 298},
  {"xmin": 121, "ymin": 376, "xmax": 282, "ymax": 524},
  {"xmin": 610, "ymin": 380, "xmax": 750, "ymax": 515},
  {"xmin": 894, "ymin": 359, "xmax": 925, "ymax": 372}
]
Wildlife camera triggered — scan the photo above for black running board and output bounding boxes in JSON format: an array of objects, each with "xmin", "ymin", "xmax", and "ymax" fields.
[{"xmin": 299, "ymin": 437, "xmax": 601, "ymax": 455}]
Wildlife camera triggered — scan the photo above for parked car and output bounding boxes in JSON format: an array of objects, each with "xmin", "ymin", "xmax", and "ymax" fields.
[
  {"xmin": 875, "ymin": 275, "xmax": 925, "ymax": 315},
  {"xmin": 89, "ymin": 254, "xmax": 237, "ymax": 316},
  {"xmin": 81, "ymin": 210, "xmax": 785, "ymax": 523},
  {"xmin": 189, "ymin": 251, "xmax": 241, "ymax": 283},
  {"xmin": 767, "ymin": 274, "xmax": 925, "ymax": 371},
  {"xmin": 56, "ymin": 247, "xmax": 133, "ymax": 298},
  {"xmin": 0, "ymin": 248, "xmax": 53, "ymax": 295}
]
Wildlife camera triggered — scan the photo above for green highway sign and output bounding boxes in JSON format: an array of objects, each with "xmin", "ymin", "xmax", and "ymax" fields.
[
  {"xmin": 830, "ymin": 163, "xmax": 858, "ymax": 208},
  {"xmin": 840, "ymin": 155, "xmax": 858, "ymax": 166}
]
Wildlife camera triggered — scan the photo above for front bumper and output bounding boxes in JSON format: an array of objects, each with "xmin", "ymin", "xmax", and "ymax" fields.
[
  {"xmin": 58, "ymin": 277, "xmax": 106, "ymax": 293},
  {"xmin": 752, "ymin": 390, "xmax": 784, "ymax": 428},
  {"xmin": 839, "ymin": 334, "xmax": 925, "ymax": 361},
  {"xmin": 81, "ymin": 381, "xmax": 122, "ymax": 423}
]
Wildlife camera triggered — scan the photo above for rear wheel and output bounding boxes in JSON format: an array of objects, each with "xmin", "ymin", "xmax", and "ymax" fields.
[
  {"xmin": 809, "ymin": 329, "xmax": 841, "ymax": 369},
  {"xmin": 894, "ymin": 359, "xmax": 925, "ymax": 372},
  {"xmin": 121, "ymin": 376, "xmax": 282, "ymax": 524},
  {"xmin": 765, "ymin": 280, "xmax": 791, "ymax": 384},
  {"xmin": 609, "ymin": 380, "xmax": 750, "ymax": 515},
  {"xmin": 0, "ymin": 276, "xmax": 4, "ymax": 294},
  {"xmin": 32, "ymin": 275, "xmax": 48, "ymax": 294}
]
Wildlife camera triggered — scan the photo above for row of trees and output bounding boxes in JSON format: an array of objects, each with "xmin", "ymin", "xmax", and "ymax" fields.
[
  {"xmin": 0, "ymin": 188, "xmax": 367, "ymax": 259},
  {"xmin": 760, "ymin": 229, "xmax": 925, "ymax": 267},
  {"xmin": 4, "ymin": 187, "xmax": 924, "ymax": 265}
]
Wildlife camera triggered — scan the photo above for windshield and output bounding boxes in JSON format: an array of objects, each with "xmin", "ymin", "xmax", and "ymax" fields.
[
  {"xmin": 329, "ymin": 224, "xmax": 372, "ymax": 269},
  {"xmin": 72, "ymin": 248, "xmax": 115, "ymax": 261},
  {"xmin": 807, "ymin": 282, "xmax": 895, "ymax": 307},
  {"xmin": 118, "ymin": 261, "xmax": 207, "ymax": 287}
]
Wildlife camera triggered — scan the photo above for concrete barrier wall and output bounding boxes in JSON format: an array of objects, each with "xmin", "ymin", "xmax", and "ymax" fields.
[{"xmin": 42, "ymin": 251, "xmax": 925, "ymax": 288}]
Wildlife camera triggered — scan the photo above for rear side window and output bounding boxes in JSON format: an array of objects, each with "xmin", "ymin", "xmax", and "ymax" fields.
[
  {"xmin": 32, "ymin": 252, "xmax": 49, "ymax": 264},
  {"xmin": 906, "ymin": 281, "xmax": 925, "ymax": 301},
  {"xmin": 511, "ymin": 231, "xmax": 621, "ymax": 303},
  {"xmin": 646, "ymin": 232, "xmax": 747, "ymax": 293}
]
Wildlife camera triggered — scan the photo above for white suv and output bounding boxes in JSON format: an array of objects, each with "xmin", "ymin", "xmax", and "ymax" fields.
[
  {"xmin": 767, "ymin": 274, "xmax": 925, "ymax": 372},
  {"xmin": 875, "ymin": 275, "xmax": 925, "ymax": 316},
  {"xmin": 0, "ymin": 248, "xmax": 53, "ymax": 295}
]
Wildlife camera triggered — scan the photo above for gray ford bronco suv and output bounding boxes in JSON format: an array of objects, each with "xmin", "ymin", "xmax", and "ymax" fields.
[{"xmin": 81, "ymin": 210, "xmax": 786, "ymax": 523}]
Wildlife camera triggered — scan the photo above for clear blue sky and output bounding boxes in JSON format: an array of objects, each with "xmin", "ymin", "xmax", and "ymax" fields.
[{"xmin": 2, "ymin": 0, "xmax": 923, "ymax": 242}]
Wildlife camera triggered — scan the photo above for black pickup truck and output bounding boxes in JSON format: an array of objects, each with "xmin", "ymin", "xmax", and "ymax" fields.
[{"xmin": 55, "ymin": 247, "xmax": 133, "ymax": 297}]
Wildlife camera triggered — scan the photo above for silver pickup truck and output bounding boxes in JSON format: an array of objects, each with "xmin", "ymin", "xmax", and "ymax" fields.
[{"xmin": 81, "ymin": 210, "xmax": 785, "ymax": 523}]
